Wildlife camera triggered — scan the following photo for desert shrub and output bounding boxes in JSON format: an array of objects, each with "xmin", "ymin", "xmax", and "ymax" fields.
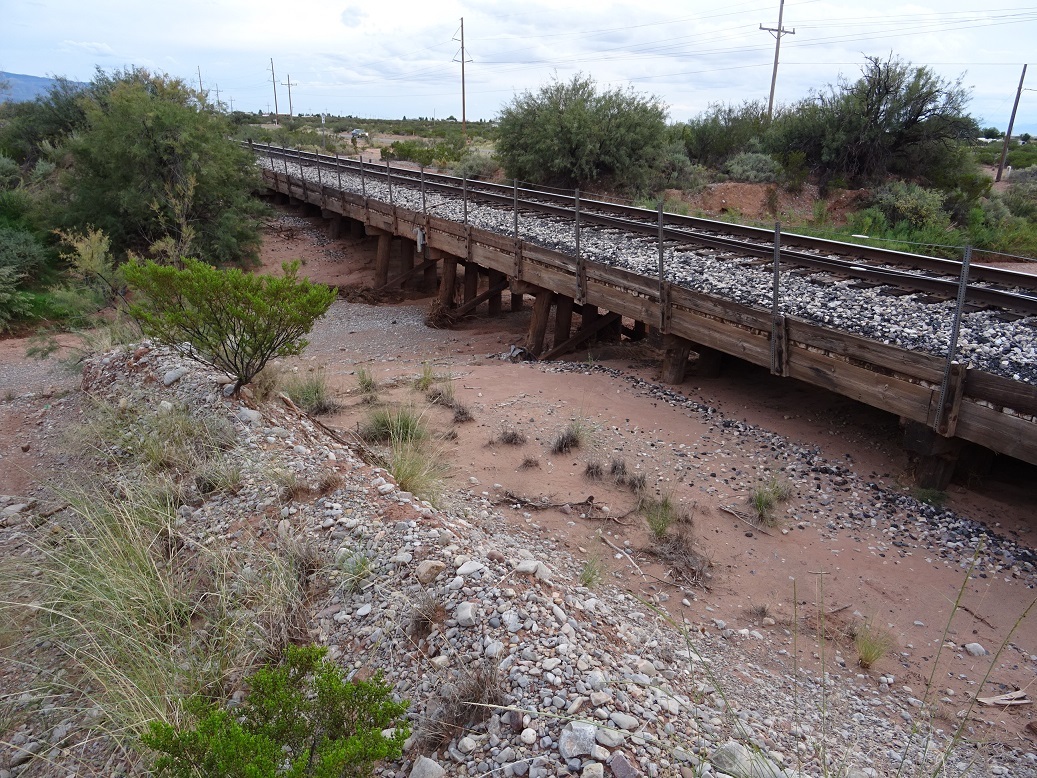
[
  {"xmin": 453, "ymin": 151, "xmax": 500, "ymax": 180},
  {"xmin": 0, "ymin": 155, "xmax": 19, "ymax": 189},
  {"xmin": 383, "ymin": 437, "xmax": 446, "ymax": 504},
  {"xmin": 871, "ymin": 181, "xmax": 949, "ymax": 229},
  {"xmin": 723, "ymin": 152, "xmax": 781, "ymax": 183},
  {"xmin": 0, "ymin": 226, "xmax": 48, "ymax": 279},
  {"xmin": 0, "ymin": 265, "xmax": 32, "ymax": 331},
  {"xmin": 125, "ymin": 259, "xmax": 336, "ymax": 393},
  {"xmin": 496, "ymin": 73, "xmax": 667, "ymax": 193},
  {"xmin": 1013, "ymin": 165, "xmax": 1037, "ymax": 185},
  {"xmin": 677, "ymin": 101, "xmax": 769, "ymax": 166},
  {"xmin": 143, "ymin": 644, "xmax": 409, "ymax": 777},
  {"xmin": 655, "ymin": 142, "xmax": 708, "ymax": 191}
]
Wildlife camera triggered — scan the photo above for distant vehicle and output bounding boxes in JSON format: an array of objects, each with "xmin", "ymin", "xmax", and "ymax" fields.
[{"xmin": 351, "ymin": 128, "xmax": 368, "ymax": 139}]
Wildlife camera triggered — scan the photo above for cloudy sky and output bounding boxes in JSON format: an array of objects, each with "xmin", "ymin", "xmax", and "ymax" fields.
[{"xmin": 4, "ymin": 0, "xmax": 1035, "ymax": 132}]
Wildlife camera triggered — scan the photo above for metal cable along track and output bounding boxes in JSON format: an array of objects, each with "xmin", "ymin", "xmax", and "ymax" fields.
[{"xmin": 252, "ymin": 144, "xmax": 1037, "ymax": 316}]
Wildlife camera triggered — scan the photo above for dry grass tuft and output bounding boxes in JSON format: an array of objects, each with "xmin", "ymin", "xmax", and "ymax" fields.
[
  {"xmin": 497, "ymin": 426, "xmax": 527, "ymax": 446},
  {"xmin": 408, "ymin": 591, "xmax": 446, "ymax": 639},
  {"xmin": 853, "ymin": 619, "xmax": 895, "ymax": 670},
  {"xmin": 418, "ymin": 660, "xmax": 503, "ymax": 747},
  {"xmin": 584, "ymin": 461, "xmax": 604, "ymax": 480},
  {"xmin": 519, "ymin": 455, "xmax": 541, "ymax": 470}
]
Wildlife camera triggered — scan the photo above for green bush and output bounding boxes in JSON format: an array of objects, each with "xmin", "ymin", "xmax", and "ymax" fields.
[
  {"xmin": 0, "ymin": 155, "xmax": 19, "ymax": 189},
  {"xmin": 62, "ymin": 68, "xmax": 266, "ymax": 264},
  {"xmin": 496, "ymin": 73, "xmax": 667, "ymax": 193},
  {"xmin": 453, "ymin": 151, "xmax": 500, "ymax": 180},
  {"xmin": 723, "ymin": 152, "xmax": 781, "ymax": 183},
  {"xmin": 125, "ymin": 259, "xmax": 336, "ymax": 392},
  {"xmin": 143, "ymin": 644, "xmax": 409, "ymax": 778},
  {"xmin": 871, "ymin": 182, "xmax": 949, "ymax": 229},
  {"xmin": 676, "ymin": 101, "xmax": 769, "ymax": 166},
  {"xmin": 0, "ymin": 265, "xmax": 32, "ymax": 331},
  {"xmin": 0, "ymin": 226, "xmax": 48, "ymax": 279}
]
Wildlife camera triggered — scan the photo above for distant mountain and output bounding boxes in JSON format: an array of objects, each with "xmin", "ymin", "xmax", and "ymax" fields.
[{"xmin": 0, "ymin": 72, "xmax": 86, "ymax": 103}]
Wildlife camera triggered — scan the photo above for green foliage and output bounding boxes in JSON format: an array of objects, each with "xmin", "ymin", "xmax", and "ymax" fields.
[
  {"xmin": 381, "ymin": 137, "xmax": 464, "ymax": 167},
  {"xmin": 0, "ymin": 155, "xmax": 19, "ymax": 189},
  {"xmin": 871, "ymin": 182, "xmax": 948, "ymax": 229},
  {"xmin": 0, "ymin": 265, "xmax": 32, "ymax": 331},
  {"xmin": 361, "ymin": 406, "xmax": 426, "ymax": 443},
  {"xmin": 655, "ymin": 142, "xmax": 708, "ymax": 191},
  {"xmin": 62, "ymin": 68, "xmax": 265, "ymax": 264},
  {"xmin": 142, "ymin": 644, "xmax": 409, "ymax": 778},
  {"xmin": 453, "ymin": 150, "xmax": 500, "ymax": 180},
  {"xmin": 0, "ymin": 226, "xmax": 48, "ymax": 279},
  {"xmin": 767, "ymin": 56, "xmax": 976, "ymax": 186},
  {"xmin": 723, "ymin": 152, "xmax": 781, "ymax": 183},
  {"xmin": 283, "ymin": 367, "xmax": 340, "ymax": 415},
  {"xmin": 496, "ymin": 73, "xmax": 667, "ymax": 193},
  {"xmin": 124, "ymin": 258, "xmax": 336, "ymax": 392},
  {"xmin": 677, "ymin": 101, "xmax": 769, "ymax": 166}
]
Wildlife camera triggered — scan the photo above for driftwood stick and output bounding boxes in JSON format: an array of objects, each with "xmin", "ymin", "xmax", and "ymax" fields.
[{"xmin": 599, "ymin": 533, "xmax": 647, "ymax": 580}]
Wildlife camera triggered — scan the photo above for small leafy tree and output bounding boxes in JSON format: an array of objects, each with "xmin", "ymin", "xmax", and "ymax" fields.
[
  {"xmin": 124, "ymin": 259, "xmax": 336, "ymax": 392},
  {"xmin": 495, "ymin": 73, "xmax": 667, "ymax": 193},
  {"xmin": 143, "ymin": 644, "xmax": 410, "ymax": 778}
]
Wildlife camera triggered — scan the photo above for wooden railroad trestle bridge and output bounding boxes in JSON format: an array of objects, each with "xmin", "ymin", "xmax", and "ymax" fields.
[{"xmin": 261, "ymin": 167, "xmax": 1037, "ymax": 489}]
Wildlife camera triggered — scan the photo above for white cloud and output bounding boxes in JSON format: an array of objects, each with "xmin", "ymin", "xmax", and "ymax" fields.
[
  {"xmin": 340, "ymin": 6, "xmax": 365, "ymax": 28},
  {"xmin": 62, "ymin": 40, "xmax": 116, "ymax": 57}
]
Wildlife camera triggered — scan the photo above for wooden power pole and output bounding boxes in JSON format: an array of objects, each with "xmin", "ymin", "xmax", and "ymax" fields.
[
  {"xmin": 269, "ymin": 58, "xmax": 280, "ymax": 125},
  {"xmin": 996, "ymin": 64, "xmax": 1028, "ymax": 183},
  {"xmin": 761, "ymin": 0, "xmax": 794, "ymax": 119}
]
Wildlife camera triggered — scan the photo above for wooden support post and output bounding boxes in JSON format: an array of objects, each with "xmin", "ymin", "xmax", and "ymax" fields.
[
  {"xmin": 373, "ymin": 229, "xmax": 392, "ymax": 288},
  {"xmin": 399, "ymin": 238, "xmax": 416, "ymax": 289},
  {"xmin": 526, "ymin": 289, "xmax": 555, "ymax": 357},
  {"xmin": 581, "ymin": 305, "xmax": 600, "ymax": 334},
  {"xmin": 903, "ymin": 420, "xmax": 963, "ymax": 491},
  {"xmin": 554, "ymin": 295, "xmax": 574, "ymax": 348},
  {"xmin": 488, "ymin": 270, "xmax": 505, "ymax": 316},
  {"xmin": 423, "ymin": 254, "xmax": 439, "ymax": 292},
  {"xmin": 327, "ymin": 214, "xmax": 343, "ymax": 240},
  {"xmin": 511, "ymin": 292, "xmax": 525, "ymax": 312},
  {"xmin": 602, "ymin": 314, "xmax": 622, "ymax": 342},
  {"xmin": 689, "ymin": 345, "xmax": 723, "ymax": 378},
  {"xmin": 541, "ymin": 312, "xmax": 622, "ymax": 361},
  {"xmin": 439, "ymin": 254, "xmax": 459, "ymax": 308},
  {"xmin": 463, "ymin": 263, "xmax": 480, "ymax": 306},
  {"xmin": 451, "ymin": 278, "xmax": 510, "ymax": 319},
  {"xmin": 632, "ymin": 321, "xmax": 647, "ymax": 341},
  {"xmin": 661, "ymin": 334, "xmax": 692, "ymax": 385},
  {"xmin": 350, "ymin": 218, "xmax": 366, "ymax": 238}
]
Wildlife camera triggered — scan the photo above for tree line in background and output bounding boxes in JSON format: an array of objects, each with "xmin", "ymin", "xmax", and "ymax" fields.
[{"xmin": 2, "ymin": 56, "xmax": 1037, "ymax": 334}]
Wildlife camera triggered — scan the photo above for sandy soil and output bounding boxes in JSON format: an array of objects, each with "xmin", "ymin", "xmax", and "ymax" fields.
[
  {"xmin": 3, "ymin": 205, "xmax": 1037, "ymax": 753},
  {"xmin": 254, "ymin": 208, "xmax": 1037, "ymax": 745}
]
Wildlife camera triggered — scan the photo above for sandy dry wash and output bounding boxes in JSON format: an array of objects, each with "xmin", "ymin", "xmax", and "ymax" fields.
[{"xmin": 1, "ymin": 206, "xmax": 1037, "ymax": 777}]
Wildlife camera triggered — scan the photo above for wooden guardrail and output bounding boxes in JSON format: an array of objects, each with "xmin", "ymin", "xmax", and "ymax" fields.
[{"xmin": 263, "ymin": 169, "xmax": 1037, "ymax": 468}]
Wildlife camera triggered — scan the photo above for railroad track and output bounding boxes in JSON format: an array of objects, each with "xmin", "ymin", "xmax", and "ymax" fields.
[{"xmin": 253, "ymin": 143, "xmax": 1037, "ymax": 316}]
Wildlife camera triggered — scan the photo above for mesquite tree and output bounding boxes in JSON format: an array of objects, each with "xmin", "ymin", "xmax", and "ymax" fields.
[{"xmin": 125, "ymin": 259, "xmax": 336, "ymax": 392}]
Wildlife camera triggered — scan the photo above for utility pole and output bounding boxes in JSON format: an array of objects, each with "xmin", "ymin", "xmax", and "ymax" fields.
[
  {"xmin": 229, "ymin": 96, "xmax": 235, "ymax": 112},
  {"xmin": 281, "ymin": 74, "xmax": 298, "ymax": 117},
  {"xmin": 197, "ymin": 65, "xmax": 203, "ymax": 95},
  {"xmin": 760, "ymin": 0, "xmax": 794, "ymax": 118},
  {"xmin": 269, "ymin": 58, "xmax": 280, "ymax": 125},
  {"xmin": 453, "ymin": 18, "xmax": 471, "ymax": 143},
  {"xmin": 214, "ymin": 84, "xmax": 221, "ymax": 111},
  {"xmin": 996, "ymin": 64, "xmax": 1028, "ymax": 183}
]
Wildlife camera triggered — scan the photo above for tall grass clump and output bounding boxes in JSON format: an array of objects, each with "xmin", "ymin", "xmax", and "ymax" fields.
[
  {"xmin": 2, "ymin": 482, "xmax": 313, "ymax": 746},
  {"xmin": 355, "ymin": 367, "xmax": 377, "ymax": 396},
  {"xmin": 383, "ymin": 436, "xmax": 447, "ymax": 505},
  {"xmin": 283, "ymin": 366, "xmax": 339, "ymax": 415},
  {"xmin": 639, "ymin": 493, "xmax": 690, "ymax": 539},
  {"xmin": 852, "ymin": 619, "xmax": 895, "ymax": 670},
  {"xmin": 361, "ymin": 406, "xmax": 427, "ymax": 444},
  {"xmin": 748, "ymin": 475, "xmax": 792, "ymax": 525}
]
